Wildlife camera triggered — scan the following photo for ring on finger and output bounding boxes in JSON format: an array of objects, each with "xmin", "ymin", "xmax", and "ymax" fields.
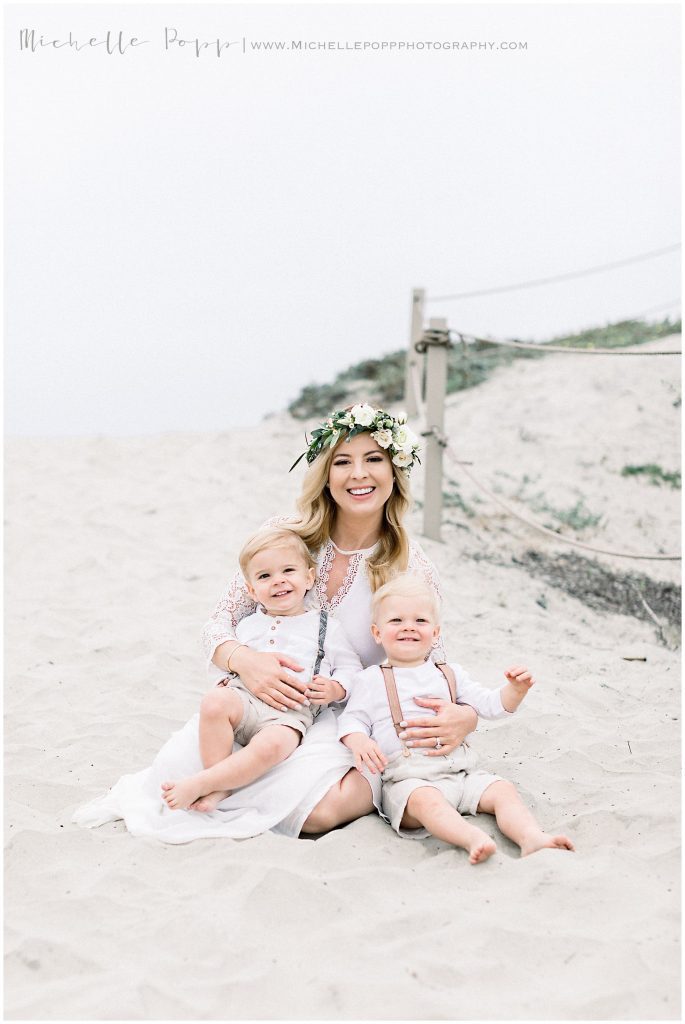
[{"xmin": 435, "ymin": 737, "xmax": 442, "ymax": 749}]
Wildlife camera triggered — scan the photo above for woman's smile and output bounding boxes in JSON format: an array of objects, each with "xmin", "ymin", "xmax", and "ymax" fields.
[{"xmin": 328, "ymin": 434, "xmax": 394, "ymax": 515}]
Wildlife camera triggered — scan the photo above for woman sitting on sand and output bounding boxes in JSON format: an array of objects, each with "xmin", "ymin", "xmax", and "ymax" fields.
[
  {"xmin": 74, "ymin": 403, "xmax": 477, "ymax": 841},
  {"xmin": 200, "ymin": 403, "xmax": 477, "ymax": 837}
]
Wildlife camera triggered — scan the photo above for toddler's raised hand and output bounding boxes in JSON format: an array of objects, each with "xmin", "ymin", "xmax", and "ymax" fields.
[
  {"xmin": 500, "ymin": 666, "xmax": 536, "ymax": 713},
  {"xmin": 504, "ymin": 666, "xmax": 535, "ymax": 693}
]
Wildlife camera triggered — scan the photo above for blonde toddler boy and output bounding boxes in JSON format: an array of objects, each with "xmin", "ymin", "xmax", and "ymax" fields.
[
  {"xmin": 338, "ymin": 575, "xmax": 574, "ymax": 863},
  {"xmin": 162, "ymin": 527, "xmax": 361, "ymax": 812}
]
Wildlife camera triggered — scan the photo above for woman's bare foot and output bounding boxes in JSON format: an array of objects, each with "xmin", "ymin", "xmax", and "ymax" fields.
[
  {"xmin": 189, "ymin": 789, "xmax": 232, "ymax": 813},
  {"xmin": 466, "ymin": 828, "xmax": 497, "ymax": 864},
  {"xmin": 161, "ymin": 777, "xmax": 205, "ymax": 810},
  {"xmin": 519, "ymin": 829, "xmax": 575, "ymax": 856}
]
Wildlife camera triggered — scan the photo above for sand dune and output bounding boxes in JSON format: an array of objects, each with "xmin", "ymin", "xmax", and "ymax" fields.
[{"xmin": 4, "ymin": 336, "xmax": 680, "ymax": 1019}]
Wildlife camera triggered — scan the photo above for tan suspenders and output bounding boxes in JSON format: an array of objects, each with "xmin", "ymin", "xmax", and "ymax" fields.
[
  {"xmin": 435, "ymin": 662, "xmax": 458, "ymax": 703},
  {"xmin": 380, "ymin": 661, "xmax": 458, "ymax": 758}
]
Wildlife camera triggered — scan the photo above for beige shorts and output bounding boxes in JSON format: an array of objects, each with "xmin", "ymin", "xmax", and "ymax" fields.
[
  {"xmin": 381, "ymin": 746, "xmax": 502, "ymax": 838},
  {"xmin": 227, "ymin": 680, "xmax": 314, "ymax": 746}
]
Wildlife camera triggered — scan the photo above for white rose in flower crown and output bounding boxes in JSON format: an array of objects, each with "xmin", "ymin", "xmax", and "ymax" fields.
[
  {"xmin": 371, "ymin": 428, "xmax": 393, "ymax": 449},
  {"xmin": 392, "ymin": 449, "xmax": 413, "ymax": 468},
  {"xmin": 392, "ymin": 424, "xmax": 419, "ymax": 451},
  {"xmin": 350, "ymin": 403, "xmax": 376, "ymax": 427},
  {"xmin": 395, "ymin": 410, "xmax": 408, "ymax": 424}
]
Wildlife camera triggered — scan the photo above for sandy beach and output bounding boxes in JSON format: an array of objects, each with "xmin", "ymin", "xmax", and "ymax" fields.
[{"xmin": 4, "ymin": 336, "xmax": 681, "ymax": 1020}]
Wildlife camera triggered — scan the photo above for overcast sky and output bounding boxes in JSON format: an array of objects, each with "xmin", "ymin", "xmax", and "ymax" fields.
[{"xmin": 5, "ymin": 2, "xmax": 681, "ymax": 437}]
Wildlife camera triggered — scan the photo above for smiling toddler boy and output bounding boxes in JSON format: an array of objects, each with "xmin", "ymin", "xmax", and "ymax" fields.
[
  {"xmin": 162, "ymin": 527, "xmax": 361, "ymax": 812},
  {"xmin": 338, "ymin": 575, "xmax": 574, "ymax": 863}
]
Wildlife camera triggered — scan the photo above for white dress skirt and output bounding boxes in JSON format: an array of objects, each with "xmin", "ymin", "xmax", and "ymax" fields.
[{"xmin": 73, "ymin": 538, "xmax": 442, "ymax": 843}]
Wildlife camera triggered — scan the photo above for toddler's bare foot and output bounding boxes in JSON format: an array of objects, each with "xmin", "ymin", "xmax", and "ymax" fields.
[
  {"xmin": 189, "ymin": 790, "xmax": 232, "ymax": 813},
  {"xmin": 466, "ymin": 827, "xmax": 497, "ymax": 864},
  {"xmin": 161, "ymin": 777, "xmax": 205, "ymax": 810},
  {"xmin": 520, "ymin": 829, "xmax": 575, "ymax": 856}
]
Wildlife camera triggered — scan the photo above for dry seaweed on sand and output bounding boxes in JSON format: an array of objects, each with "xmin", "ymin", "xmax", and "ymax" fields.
[{"xmin": 511, "ymin": 550, "xmax": 681, "ymax": 645}]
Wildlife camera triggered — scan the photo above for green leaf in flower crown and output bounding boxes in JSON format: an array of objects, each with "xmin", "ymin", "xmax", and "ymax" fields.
[
  {"xmin": 289, "ymin": 451, "xmax": 307, "ymax": 472},
  {"xmin": 292, "ymin": 404, "xmax": 420, "ymax": 475}
]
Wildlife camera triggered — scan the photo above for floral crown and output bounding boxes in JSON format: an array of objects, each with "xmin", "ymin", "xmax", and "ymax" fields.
[{"xmin": 289, "ymin": 403, "xmax": 421, "ymax": 473}]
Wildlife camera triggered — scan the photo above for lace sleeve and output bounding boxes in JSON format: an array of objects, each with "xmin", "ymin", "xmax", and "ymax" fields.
[
  {"xmin": 407, "ymin": 539, "xmax": 447, "ymax": 661},
  {"xmin": 407, "ymin": 539, "xmax": 443, "ymax": 601},
  {"xmin": 201, "ymin": 569, "xmax": 257, "ymax": 662}
]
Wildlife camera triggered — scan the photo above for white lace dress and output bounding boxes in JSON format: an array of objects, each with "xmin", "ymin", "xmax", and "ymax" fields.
[{"xmin": 73, "ymin": 539, "xmax": 442, "ymax": 843}]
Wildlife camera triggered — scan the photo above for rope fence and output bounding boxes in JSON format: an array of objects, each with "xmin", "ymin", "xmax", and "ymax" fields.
[
  {"xmin": 407, "ymin": 321, "xmax": 681, "ymax": 562},
  {"xmin": 428, "ymin": 243, "xmax": 681, "ymax": 302},
  {"xmin": 445, "ymin": 329, "xmax": 681, "ymax": 357},
  {"xmin": 405, "ymin": 242, "xmax": 680, "ymax": 556},
  {"xmin": 441, "ymin": 440, "xmax": 681, "ymax": 562}
]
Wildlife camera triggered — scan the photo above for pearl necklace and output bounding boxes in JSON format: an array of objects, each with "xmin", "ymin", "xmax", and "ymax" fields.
[{"xmin": 330, "ymin": 539, "xmax": 377, "ymax": 556}]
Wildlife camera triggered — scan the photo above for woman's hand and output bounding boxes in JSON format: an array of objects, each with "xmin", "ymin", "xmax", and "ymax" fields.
[
  {"xmin": 399, "ymin": 698, "xmax": 478, "ymax": 757},
  {"xmin": 229, "ymin": 646, "xmax": 308, "ymax": 711}
]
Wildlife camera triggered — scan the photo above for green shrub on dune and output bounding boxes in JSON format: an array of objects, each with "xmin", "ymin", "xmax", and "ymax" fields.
[{"xmin": 288, "ymin": 317, "xmax": 680, "ymax": 420}]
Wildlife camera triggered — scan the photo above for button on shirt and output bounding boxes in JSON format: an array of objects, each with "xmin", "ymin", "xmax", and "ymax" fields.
[
  {"xmin": 227, "ymin": 607, "xmax": 362, "ymax": 697},
  {"xmin": 337, "ymin": 660, "xmax": 515, "ymax": 757}
]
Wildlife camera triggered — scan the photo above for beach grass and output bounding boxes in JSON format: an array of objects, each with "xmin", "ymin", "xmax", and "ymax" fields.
[{"xmin": 288, "ymin": 316, "xmax": 681, "ymax": 420}]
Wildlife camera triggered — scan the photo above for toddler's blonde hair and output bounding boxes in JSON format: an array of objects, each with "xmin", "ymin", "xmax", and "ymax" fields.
[
  {"xmin": 239, "ymin": 526, "xmax": 316, "ymax": 581},
  {"xmin": 371, "ymin": 573, "xmax": 440, "ymax": 624}
]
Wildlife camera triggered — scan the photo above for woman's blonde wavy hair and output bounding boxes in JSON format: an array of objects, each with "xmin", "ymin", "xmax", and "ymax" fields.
[{"xmin": 289, "ymin": 432, "xmax": 413, "ymax": 592}]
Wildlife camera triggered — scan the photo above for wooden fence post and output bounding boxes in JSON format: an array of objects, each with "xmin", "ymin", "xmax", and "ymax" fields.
[
  {"xmin": 423, "ymin": 317, "xmax": 448, "ymax": 543},
  {"xmin": 404, "ymin": 288, "xmax": 425, "ymax": 418}
]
